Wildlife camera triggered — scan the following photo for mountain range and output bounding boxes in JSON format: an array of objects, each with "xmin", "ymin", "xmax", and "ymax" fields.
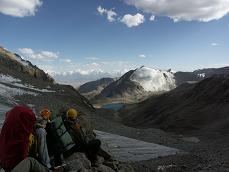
[{"xmin": 79, "ymin": 65, "xmax": 229, "ymax": 104}]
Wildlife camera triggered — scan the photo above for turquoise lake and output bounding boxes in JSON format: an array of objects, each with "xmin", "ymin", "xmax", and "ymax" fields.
[{"xmin": 101, "ymin": 103, "xmax": 124, "ymax": 111}]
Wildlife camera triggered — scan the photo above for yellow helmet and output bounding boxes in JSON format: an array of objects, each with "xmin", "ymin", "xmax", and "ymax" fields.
[{"xmin": 66, "ymin": 108, "xmax": 78, "ymax": 119}]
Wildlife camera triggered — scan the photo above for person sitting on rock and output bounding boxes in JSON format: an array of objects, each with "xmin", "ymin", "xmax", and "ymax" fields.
[
  {"xmin": 63, "ymin": 108, "xmax": 103, "ymax": 164},
  {"xmin": 0, "ymin": 105, "xmax": 51, "ymax": 172},
  {"xmin": 35, "ymin": 108, "xmax": 67, "ymax": 172},
  {"xmin": 35, "ymin": 108, "xmax": 53, "ymax": 169}
]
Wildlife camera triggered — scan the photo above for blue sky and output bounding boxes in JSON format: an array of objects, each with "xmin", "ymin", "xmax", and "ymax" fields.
[{"xmin": 0, "ymin": 0, "xmax": 229, "ymax": 83}]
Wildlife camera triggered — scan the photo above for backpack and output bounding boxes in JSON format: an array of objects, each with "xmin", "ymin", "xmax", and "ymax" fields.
[{"xmin": 50, "ymin": 117, "xmax": 75, "ymax": 153}]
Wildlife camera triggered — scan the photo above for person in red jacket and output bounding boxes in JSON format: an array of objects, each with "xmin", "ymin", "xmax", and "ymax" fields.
[{"xmin": 0, "ymin": 105, "xmax": 50, "ymax": 172}]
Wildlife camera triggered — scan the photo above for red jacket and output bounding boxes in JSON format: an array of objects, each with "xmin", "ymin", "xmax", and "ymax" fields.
[{"xmin": 0, "ymin": 105, "xmax": 36, "ymax": 172}]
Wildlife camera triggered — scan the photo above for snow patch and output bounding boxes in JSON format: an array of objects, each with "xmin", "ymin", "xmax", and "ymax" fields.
[
  {"xmin": 13, "ymin": 83, "xmax": 55, "ymax": 93},
  {"xmin": 186, "ymin": 81, "xmax": 198, "ymax": 84},
  {"xmin": 157, "ymin": 165, "xmax": 177, "ymax": 171},
  {"xmin": 0, "ymin": 82, "xmax": 37, "ymax": 111},
  {"xmin": 130, "ymin": 67, "xmax": 176, "ymax": 92},
  {"xmin": 0, "ymin": 74, "xmax": 21, "ymax": 83},
  {"xmin": 0, "ymin": 74, "xmax": 55, "ymax": 93},
  {"xmin": 0, "ymin": 83, "xmax": 37, "ymax": 99},
  {"xmin": 197, "ymin": 73, "xmax": 206, "ymax": 78}
]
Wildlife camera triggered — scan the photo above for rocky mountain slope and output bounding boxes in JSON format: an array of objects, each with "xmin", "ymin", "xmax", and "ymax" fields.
[
  {"xmin": 0, "ymin": 47, "xmax": 94, "ymax": 127},
  {"xmin": 78, "ymin": 77, "xmax": 115, "ymax": 99},
  {"xmin": 91, "ymin": 67, "xmax": 176, "ymax": 104},
  {"xmin": 121, "ymin": 75, "xmax": 229, "ymax": 133},
  {"xmin": 91, "ymin": 69, "xmax": 148, "ymax": 104},
  {"xmin": 174, "ymin": 66, "xmax": 229, "ymax": 85},
  {"xmin": 0, "ymin": 47, "xmax": 54, "ymax": 83}
]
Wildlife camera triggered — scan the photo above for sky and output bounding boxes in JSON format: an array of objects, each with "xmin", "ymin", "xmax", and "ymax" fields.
[{"xmin": 0, "ymin": 0, "xmax": 229, "ymax": 85}]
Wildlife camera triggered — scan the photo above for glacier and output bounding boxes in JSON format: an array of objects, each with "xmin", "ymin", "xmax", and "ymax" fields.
[{"xmin": 130, "ymin": 67, "xmax": 176, "ymax": 92}]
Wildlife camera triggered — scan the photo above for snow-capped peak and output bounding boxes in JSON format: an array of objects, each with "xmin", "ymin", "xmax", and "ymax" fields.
[{"xmin": 130, "ymin": 67, "xmax": 176, "ymax": 92}]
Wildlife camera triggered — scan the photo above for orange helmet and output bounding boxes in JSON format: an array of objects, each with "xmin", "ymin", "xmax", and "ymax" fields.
[{"xmin": 40, "ymin": 108, "xmax": 51, "ymax": 120}]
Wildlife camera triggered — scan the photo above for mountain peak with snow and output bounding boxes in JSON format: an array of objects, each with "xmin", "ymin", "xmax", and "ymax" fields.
[{"xmin": 130, "ymin": 67, "xmax": 176, "ymax": 92}]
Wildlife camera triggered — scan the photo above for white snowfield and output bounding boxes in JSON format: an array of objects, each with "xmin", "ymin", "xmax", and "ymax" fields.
[
  {"xmin": 0, "ymin": 83, "xmax": 37, "ymax": 99},
  {"xmin": 130, "ymin": 67, "xmax": 176, "ymax": 92},
  {"xmin": 0, "ymin": 74, "xmax": 55, "ymax": 105},
  {"xmin": 0, "ymin": 74, "xmax": 55, "ymax": 93},
  {"xmin": 95, "ymin": 130, "xmax": 181, "ymax": 162},
  {"xmin": 0, "ymin": 75, "xmax": 21, "ymax": 83}
]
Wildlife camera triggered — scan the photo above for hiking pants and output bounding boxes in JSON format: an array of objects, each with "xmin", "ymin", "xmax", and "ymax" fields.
[
  {"xmin": 11, "ymin": 157, "xmax": 49, "ymax": 172},
  {"xmin": 36, "ymin": 128, "xmax": 51, "ymax": 168}
]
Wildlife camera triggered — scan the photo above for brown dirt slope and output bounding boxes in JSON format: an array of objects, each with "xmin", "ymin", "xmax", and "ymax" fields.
[{"xmin": 121, "ymin": 75, "xmax": 229, "ymax": 133}]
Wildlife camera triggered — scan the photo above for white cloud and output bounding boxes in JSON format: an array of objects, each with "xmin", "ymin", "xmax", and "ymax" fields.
[
  {"xmin": 60, "ymin": 59, "xmax": 72, "ymax": 63},
  {"xmin": 149, "ymin": 15, "xmax": 155, "ymax": 21},
  {"xmin": 18, "ymin": 48, "xmax": 58, "ymax": 61},
  {"xmin": 139, "ymin": 54, "xmax": 146, "ymax": 58},
  {"xmin": 121, "ymin": 13, "xmax": 145, "ymax": 27},
  {"xmin": 86, "ymin": 57, "xmax": 99, "ymax": 60},
  {"xmin": 123, "ymin": 0, "xmax": 229, "ymax": 22},
  {"xmin": 86, "ymin": 62, "xmax": 100, "ymax": 67},
  {"xmin": 18, "ymin": 48, "xmax": 34, "ymax": 54},
  {"xmin": 211, "ymin": 42, "xmax": 219, "ymax": 46},
  {"xmin": 97, "ymin": 6, "xmax": 117, "ymax": 22},
  {"xmin": 0, "ymin": 0, "xmax": 42, "ymax": 17}
]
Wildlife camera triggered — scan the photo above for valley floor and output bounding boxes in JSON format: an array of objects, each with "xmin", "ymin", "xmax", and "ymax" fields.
[
  {"xmin": 95, "ymin": 130, "xmax": 180, "ymax": 162},
  {"xmin": 93, "ymin": 108, "xmax": 229, "ymax": 172}
]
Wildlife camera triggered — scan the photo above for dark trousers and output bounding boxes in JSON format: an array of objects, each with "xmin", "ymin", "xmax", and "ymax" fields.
[
  {"xmin": 63, "ymin": 139, "xmax": 101, "ymax": 163},
  {"xmin": 46, "ymin": 123, "xmax": 63, "ymax": 166}
]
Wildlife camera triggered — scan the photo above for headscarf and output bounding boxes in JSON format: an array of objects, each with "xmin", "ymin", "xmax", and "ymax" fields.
[{"xmin": 0, "ymin": 105, "xmax": 36, "ymax": 171}]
